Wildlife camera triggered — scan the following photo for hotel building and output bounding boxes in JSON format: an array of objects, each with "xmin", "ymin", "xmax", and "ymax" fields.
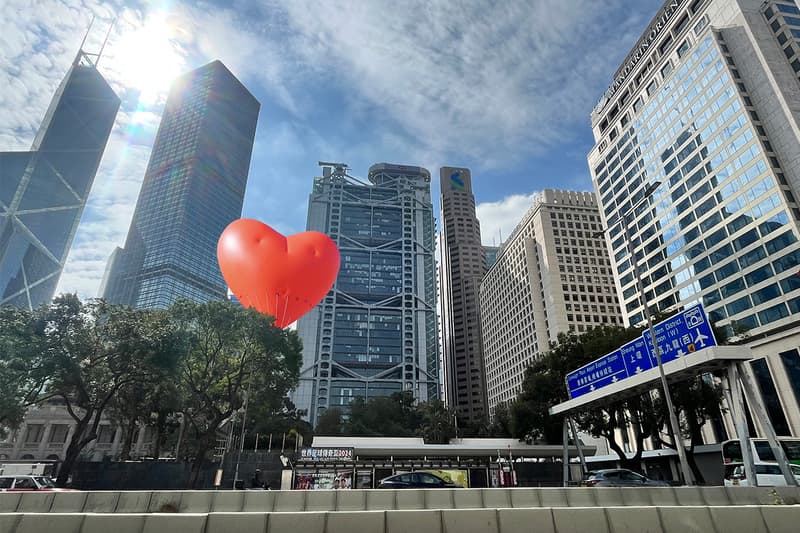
[{"xmin": 588, "ymin": 0, "xmax": 800, "ymax": 436}]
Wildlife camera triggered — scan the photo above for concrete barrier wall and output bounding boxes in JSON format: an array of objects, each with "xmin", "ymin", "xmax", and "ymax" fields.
[
  {"xmin": 2, "ymin": 486, "xmax": 798, "ymax": 513},
  {"xmin": 1, "ymin": 507, "xmax": 800, "ymax": 533}
]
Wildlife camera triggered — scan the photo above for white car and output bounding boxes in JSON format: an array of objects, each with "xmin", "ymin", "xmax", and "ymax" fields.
[
  {"xmin": 724, "ymin": 463, "xmax": 800, "ymax": 487},
  {"xmin": 0, "ymin": 475, "xmax": 74, "ymax": 492}
]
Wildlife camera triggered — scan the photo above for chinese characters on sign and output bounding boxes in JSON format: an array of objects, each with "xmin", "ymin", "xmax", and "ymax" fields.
[
  {"xmin": 299, "ymin": 447, "xmax": 354, "ymax": 462},
  {"xmin": 566, "ymin": 304, "xmax": 716, "ymax": 399}
]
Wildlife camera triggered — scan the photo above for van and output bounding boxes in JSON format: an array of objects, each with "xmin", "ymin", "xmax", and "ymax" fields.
[
  {"xmin": 723, "ymin": 462, "xmax": 800, "ymax": 486},
  {"xmin": 0, "ymin": 463, "xmax": 53, "ymax": 476}
]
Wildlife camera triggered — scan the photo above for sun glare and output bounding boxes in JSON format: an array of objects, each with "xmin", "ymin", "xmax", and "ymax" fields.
[{"xmin": 111, "ymin": 13, "xmax": 185, "ymax": 104}]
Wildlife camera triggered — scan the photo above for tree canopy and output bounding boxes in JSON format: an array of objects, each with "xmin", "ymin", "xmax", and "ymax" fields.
[
  {"xmin": 0, "ymin": 295, "xmax": 302, "ymax": 487},
  {"xmin": 313, "ymin": 392, "xmax": 457, "ymax": 444}
]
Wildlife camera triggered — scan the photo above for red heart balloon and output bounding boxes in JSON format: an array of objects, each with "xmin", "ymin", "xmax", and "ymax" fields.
[{"xmin": 217, "ymin": 218, "xmax": 340, "ymax": 328}]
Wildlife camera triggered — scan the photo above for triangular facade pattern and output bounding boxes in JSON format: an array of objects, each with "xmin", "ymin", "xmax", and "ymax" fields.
[{"xmin": 0, "ymin": 57, "xmax": 119, "ymax": 309}]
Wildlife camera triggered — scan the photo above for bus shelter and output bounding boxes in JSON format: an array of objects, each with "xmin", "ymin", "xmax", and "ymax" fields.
[
  {"xmin": 282, "ymin": 437, "xmax": 594, "ymax": 489},
  {"xmin": 550, "ymin": 345, "xmax": 798, "ymax": 487}
]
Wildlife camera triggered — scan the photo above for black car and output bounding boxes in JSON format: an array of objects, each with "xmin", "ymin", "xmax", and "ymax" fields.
[
  {"xmin": 378, "ymin": 471, "xmax": 461, "ymax": 489},
  {"xmin": 580, "ymin": 468, "xmax": 669, "ymax": 487}
]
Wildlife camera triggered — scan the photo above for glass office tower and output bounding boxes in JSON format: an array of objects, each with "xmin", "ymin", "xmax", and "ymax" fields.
[
  {"xmin": 293, "ymin": 163, "xmax": 440, "ymax": 426},
  {"xmin": 589, "ymin": 0, "xmax": 800, "ymax": 436},
  {"xmin": 102, "ymin": 61, "xmax": 259, "ymax": 309},
  {"xmin": 0, "ymin": 49, "xmax": 120, "ymax": 309}
]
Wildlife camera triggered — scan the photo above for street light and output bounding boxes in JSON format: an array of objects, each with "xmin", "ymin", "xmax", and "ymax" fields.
[{"xmin": 597, "ymin": 180, "xmax": 695, "ymax": 486}]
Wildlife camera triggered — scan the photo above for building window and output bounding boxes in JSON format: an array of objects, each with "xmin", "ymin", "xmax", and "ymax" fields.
[
  {"xmin": 779, "ymin": 349, "xmax": 800, "ymax": 413},
  {"xmin": 694, "ymin": 15, "xmax": 709, "ymax": 35},
  {"xmin": 49, "ymin": 425, "xmax": 69, "ymax": 444},
  {"xmin": 24, "ymin": 425, "xmax": 44, "ymax": 444},
  {"xmin": 750, "ymin": 358, "xmax": 791, "ymax": 436}
]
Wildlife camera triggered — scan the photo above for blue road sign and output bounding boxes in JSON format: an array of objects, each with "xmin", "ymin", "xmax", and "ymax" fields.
[
  {"xmin": 620, "ymin": 336, "xmax": 654, "ymax": 376},
  {"xmin": 642, "ymin": 304, "xmax": 716, "ymax": 364},
  {"xmin": 565, "ymin": 348, "xmax": 628, "ymax": 398},
  {"xmin": 566, "ymin": 304, "xmax": 716, "ymax": 399}
]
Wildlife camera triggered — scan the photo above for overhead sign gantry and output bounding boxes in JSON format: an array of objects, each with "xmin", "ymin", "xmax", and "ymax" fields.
[{"xmin": 551, "ymin": 305, "xmax": 798, "ymax": 489}]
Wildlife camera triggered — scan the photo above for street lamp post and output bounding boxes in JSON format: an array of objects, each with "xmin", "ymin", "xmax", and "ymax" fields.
[{"xmin": 603, "ymin": 180, "xmax": 694, "ymax": 486}]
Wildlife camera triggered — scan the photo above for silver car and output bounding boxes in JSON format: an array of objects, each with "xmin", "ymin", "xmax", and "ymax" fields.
[{"xmin": 581, "ymin": 469, "xmax": 670, "ymax": 487}]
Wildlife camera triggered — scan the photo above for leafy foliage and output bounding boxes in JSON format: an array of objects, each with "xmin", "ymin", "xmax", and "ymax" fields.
[
  {"xmin": 23, "ymin": 295, "xmax": 180, "ymax": 485},
  {"xmin": 170, "ymin": 300, "xmax": 301, "ymax": 486},
  {"xmin": 0, "ymin": 306, "xmax": 48, "ymax": 433},
  {"xmin": 0, "ymin": 295, "xmax": 302, "ymax": 488},
  {"xmin": 314, "ymin": 392, "xmax": 456, "ymax": 444}
]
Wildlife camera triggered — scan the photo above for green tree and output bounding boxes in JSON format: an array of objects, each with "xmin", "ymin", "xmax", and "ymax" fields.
[
  {"xmin": 245, "ymin": 397, "xmax": 313, "ymax": 450},
  {"xmin": 417, "ymin": 400, "xmax": 456, "ymax": 444},
  {"xmin": 108, "ymin": 377, "xmax": 181, "ymax": 461},
  {"xmin": 37, "ymin": 295, "xmax": 179, "ymax": 486},
  {"xmin": 511, "ymin": 324, "xmax": 657, "ymax": 467},
  {"xmin": 650, "ymin": 375, "xmax": 725, "ymax": 484},
  {"xmin": 171, "ymin": 300, "xmax": 301, "ymax": 487},
  {"xmin": 488, "ymin": 401, "xmax": 513, "ymax": 438},
  {"xmin": 0, "ymin": 306, "xmax": 49, "ymax": 434},
  {"xmin": 344, "ymin": 392, "xmax": 420, "ymax": 436},
  {"xmin": 314, "ymin": 407, "xmax": 344, "ymax": 436}
]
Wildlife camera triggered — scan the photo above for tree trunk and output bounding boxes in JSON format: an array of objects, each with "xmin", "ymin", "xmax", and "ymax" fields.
[
  {"xmin": 56, "ymin": 420, "xmax": 90, "ymax": 487},
  {"xmin": 688, "ymin": 420, "xmax": 706, "ymax": 485},
  {"xmin": 118, "ymin": 421, "xmax": 137, "ymax": 462},
  {"xmin": 605, "ymin": 432, "xmax": 641, "ymax": 471},
  {"xmin": 687, "ymin": 445, "xmax": 705, "ymax": 485},
  {"xmin": 152, "ymin": 411, "xmax": 167, "ymax": 460},
  {"xmin": 189, "ymin": 442, "xmax": 209, "ymax": 488}
]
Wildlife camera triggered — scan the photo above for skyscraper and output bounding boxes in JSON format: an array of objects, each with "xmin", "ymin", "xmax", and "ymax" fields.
[
  {"xmin": 589, "ymin": 0, "xmax": 800, "ymax": 435},
  {"xmin": 482, "ymin": 246, "xmax": 500, "ymax": 270},
  {"xmin": 293, "ymin": 163, "xmax": 439, "ymax": 426},
  {"xmin": 480, "ymin": 190, "xmax": 622, "ymax": 414},
  {"xmin": 438, "ymin": 167, "xmax": 489, "ymax": 426},
  {"xmin": 0, "ymin": 48, "xmax": 120, "ymax": 309},
  {"xmin": 102, "ymin": 61, "xmax": 259, "ymax": 309}
]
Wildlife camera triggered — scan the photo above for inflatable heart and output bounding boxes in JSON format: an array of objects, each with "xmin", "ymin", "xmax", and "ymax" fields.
[{"xmin": 217, "ymin": 218, "xmax": 340, "ymax": 328}]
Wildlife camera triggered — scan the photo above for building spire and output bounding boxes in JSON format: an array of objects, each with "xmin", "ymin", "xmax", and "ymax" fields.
[
  {"xmin": 73, "ymin": 15, "xmax": 116, "ymax": 68},
  {"xmin": 95, "ymin": 17, "xmax": 116, "ymax": 68}
]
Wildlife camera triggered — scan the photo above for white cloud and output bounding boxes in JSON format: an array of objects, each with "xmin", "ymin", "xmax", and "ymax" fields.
[
  {"xmin": 273, "ymin": 0, "xmax": 656, "ymax": 168},
  {"xmin": 476, "ymin": 192, "xmax": 541, "ymax": 247},
  {"xmin": 3, "ymin": 0, "xmax": 662, "ymax": 299}
]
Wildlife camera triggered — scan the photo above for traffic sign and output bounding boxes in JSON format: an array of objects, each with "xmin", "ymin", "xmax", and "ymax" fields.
[
  {"xmin": 565, "ymin": 348, "xmax": 628, "ymax": 398},
  {"xmin": 641, "ymin": 304, "xmax": 716, "ymax": 364},
  {"xmin": 566, "ymin": 304, "xmax": 716, "ymax": 399}
]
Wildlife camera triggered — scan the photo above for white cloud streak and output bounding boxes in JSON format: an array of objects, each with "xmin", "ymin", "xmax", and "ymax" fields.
[
  {"xmin": 2, "ymin": 0, "xmax": 661, "ymax": 299},
  {"xmin": 476, "ymin": 192, "xmax": 541, "ymax": 247}
]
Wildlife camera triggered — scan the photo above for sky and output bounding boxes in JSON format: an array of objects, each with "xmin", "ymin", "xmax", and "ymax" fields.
[{"xmin": 0, "ymin": 0, "xmax": 665, "ymax": 299}]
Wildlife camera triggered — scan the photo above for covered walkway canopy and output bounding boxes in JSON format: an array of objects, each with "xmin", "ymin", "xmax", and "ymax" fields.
[{"xmin": 310, "ymin": 436, "xmax": 594, "ymax": 459}]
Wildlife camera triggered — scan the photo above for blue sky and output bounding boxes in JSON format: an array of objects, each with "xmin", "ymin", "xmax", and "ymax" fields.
[{"xmin": 0, "ymin": 0, "xmax": 665, "ymax": 298}]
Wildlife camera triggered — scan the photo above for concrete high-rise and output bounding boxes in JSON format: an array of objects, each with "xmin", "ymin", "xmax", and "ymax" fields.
[
  {"xmin": 293, "ymin": 163, "xmax": 440, "ymax": 426},
  {"xmin": 438, "ymin": 167, "xmax": 489, "ymax": 426},
  {"xmin": 101, "ymin": 61, "xmax": 259, "ymax": 309},
  {"xmin": 0, "ymin": 48, "xmax": 119, "ymax": 309},
  {"xmin": 588, "ymin": 0, "xmax": 800, "ymax": 436},
  {"xmin": 480, "ymin": 190, "xmax": 622, "ymax": 414}
]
